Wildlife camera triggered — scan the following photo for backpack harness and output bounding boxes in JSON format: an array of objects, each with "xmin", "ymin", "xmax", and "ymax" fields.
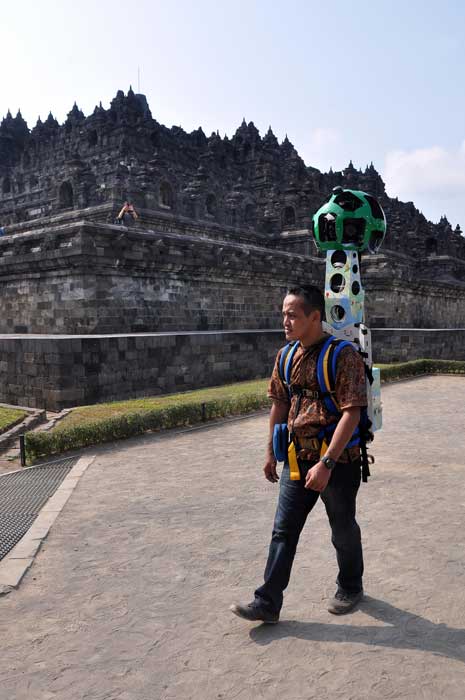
[{"xmin": 273, "ymin": 335, "xmax": 373, "ymax": 482}]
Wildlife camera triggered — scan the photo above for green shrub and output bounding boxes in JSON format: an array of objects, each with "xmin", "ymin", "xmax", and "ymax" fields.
[
  {"xmin": 25, "ymin": 392, "xmax": 269, "ymax": 462},
  {"xmin": 377, "ymin": 358, "xmax": 465, "ymax": 382}
]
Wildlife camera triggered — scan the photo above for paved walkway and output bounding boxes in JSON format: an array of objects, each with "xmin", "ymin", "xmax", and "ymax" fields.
[{"xmin": 1, "ymin": 376, "xmax": 465, "ymax": 700}]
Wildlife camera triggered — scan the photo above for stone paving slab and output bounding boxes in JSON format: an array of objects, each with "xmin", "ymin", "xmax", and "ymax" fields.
[{"xmin": 0, "ymin": 376, "xmax": 464, "ymax": 699}]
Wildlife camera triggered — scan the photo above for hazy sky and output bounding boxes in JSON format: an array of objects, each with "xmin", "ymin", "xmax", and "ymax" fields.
[{"xmin": 1, "ymin": 0, "xmax": 464, "ymax": 227}]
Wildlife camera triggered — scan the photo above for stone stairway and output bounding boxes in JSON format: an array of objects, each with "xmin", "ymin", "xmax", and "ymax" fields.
[{"xmin": 0, "ymin": 407, "xmax": 66, "ymax": 473}]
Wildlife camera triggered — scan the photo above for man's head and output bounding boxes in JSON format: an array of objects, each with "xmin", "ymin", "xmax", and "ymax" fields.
[{"xmin": 282, "ymin": 284, "xmax": 325, "ymax": 346}]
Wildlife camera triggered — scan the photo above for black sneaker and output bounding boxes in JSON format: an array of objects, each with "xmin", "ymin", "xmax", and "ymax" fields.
[
  {"xmin": 327, "ymin": 589, "xmax": 363, "ymax": 615},
  {"xmin": 230, "ymin": 601, "xmax": 279, "ymax": 624}
]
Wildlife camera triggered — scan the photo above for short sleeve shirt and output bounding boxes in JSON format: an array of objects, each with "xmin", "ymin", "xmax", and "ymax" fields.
[{"xmin": 268, "ymin": 334, "xmax": 367, "ymax": 462}]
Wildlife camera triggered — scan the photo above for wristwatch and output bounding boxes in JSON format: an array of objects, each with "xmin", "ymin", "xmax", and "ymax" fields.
[{"xmin": 321, "ymin": 455, "xmax": 337, "ymax": 471}]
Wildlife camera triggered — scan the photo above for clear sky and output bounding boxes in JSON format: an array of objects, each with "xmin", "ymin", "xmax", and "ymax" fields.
[{"xmin": 1, "ymin": 0, "xmax": 464, "ymax": 227}]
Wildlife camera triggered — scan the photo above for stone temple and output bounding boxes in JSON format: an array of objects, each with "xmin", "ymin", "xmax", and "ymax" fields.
[{"xmin": 1, "ymin": 89, "xmax": 464, "ymax": 409}]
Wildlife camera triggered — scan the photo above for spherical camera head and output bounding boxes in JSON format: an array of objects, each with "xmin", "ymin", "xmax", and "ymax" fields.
[{"xmin": 312, "ymin": 187, "xmax": 386, "ymax": 253}]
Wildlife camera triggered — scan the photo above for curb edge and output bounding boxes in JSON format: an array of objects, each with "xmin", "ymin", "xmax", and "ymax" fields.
[{"xmin": 0, "ymin": 454, "xmax": 96, "ymax": 594}]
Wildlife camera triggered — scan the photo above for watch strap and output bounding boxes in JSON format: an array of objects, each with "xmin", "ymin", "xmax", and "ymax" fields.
[{"xmin": 321, "ymin": 455, "xmax": 336, "ymax": 470}]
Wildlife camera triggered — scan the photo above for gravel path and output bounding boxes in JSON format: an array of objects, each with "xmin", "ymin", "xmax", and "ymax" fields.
[{"xmin": 0, "ymin": 375, "xmax": 464, "ymax": 700}]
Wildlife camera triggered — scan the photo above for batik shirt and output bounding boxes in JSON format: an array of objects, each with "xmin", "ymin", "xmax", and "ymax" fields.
[{"xmin": 268, "ymin": 334, "xmax": 368, "ymax": 463}]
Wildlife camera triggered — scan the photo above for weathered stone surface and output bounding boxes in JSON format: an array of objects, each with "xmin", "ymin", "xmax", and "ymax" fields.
[
  {"xmin": 0, "ymin": 331, "xmax": 282, "ymax": 409},
  {"xmin": 1, "ymin": 223, "xmax": 465, "ymax": 338},
  {"xmin": 0, "ymin": 222, "xmax": 324, "ymax": 335},
  {"xmin": 372, "ymin": 329, "xmax": 465, "ymax": 363}
]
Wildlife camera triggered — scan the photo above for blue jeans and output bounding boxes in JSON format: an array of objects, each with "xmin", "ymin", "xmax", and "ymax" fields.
[{"xmin": 255, "ymin": 460, "xmax": 363, "ymax": 614}]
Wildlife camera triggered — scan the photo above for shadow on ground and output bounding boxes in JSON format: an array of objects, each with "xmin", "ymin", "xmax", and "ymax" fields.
[{"xmin": 250, "ymin": 596, "xmax": 465, "ymax": 664}]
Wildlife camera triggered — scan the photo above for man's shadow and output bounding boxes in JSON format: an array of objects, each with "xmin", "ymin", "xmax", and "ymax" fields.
[{"xmin": 249, "ymin": 596, "xmax": 465, "ymax": 663}]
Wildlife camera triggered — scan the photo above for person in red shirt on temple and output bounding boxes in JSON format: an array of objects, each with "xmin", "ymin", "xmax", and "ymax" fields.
[{"xmin": 116, "ymin": 201, "xmax": 138, "ymax": 225}]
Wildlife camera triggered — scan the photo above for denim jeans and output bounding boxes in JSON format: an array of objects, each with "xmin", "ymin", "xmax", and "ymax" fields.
[{"xmin": 255, "ymin": 460, "xmax": 363, "ymax": 614}]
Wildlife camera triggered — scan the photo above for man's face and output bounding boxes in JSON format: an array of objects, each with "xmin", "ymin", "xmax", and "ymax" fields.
[{"xmin": 282, "ymin": 294, "xmax": 319, "ymax": 341}]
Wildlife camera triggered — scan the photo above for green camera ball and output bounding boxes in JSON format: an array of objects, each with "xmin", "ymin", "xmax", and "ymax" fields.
[{"xmin": 312, "ymin": 187, "xmax": 387, "ymax": 253}]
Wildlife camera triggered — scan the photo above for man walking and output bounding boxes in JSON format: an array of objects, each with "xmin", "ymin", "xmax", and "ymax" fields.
[{"xmin": 231, "ymin": 284, "xmax": 368, "ymax": 623}]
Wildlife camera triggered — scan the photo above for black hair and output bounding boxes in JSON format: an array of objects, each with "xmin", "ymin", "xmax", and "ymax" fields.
[{"xmin": 286, "ymin": 284, "xmax": 325, "ymax": 320}]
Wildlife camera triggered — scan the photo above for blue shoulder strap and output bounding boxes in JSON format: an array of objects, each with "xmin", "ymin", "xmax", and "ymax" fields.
[
  {"xmin": 284, "ymin": 342, "xmax": 299, "ymax": 386},
  {"xmin": 316, "ymin": 335, "xmax": 336, "ymax": 413},
  {"xmin": 278, "ymin": 341, "xmax": 299, "ymax": 391},
  {"xmin": 331, "ymin": 340, "xmax": 352, "ymax": 380},
  {"xmin": 316, "ymin": 336, "xmax": 353, "ymax": 415},
  {"xmin": 278, "ymin": 343, "xmax": 292, "ymax": 383}
]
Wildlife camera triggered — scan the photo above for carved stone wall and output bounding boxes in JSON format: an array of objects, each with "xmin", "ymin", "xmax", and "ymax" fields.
[
  {"xmin": 2, "ymin": 221, "xmax": 465, "ymax": 337},
  {"xmin": 371, "ymin": 329, "xmax": 465, "ymax": 364},
  {"xmin": 0, "ymin": 331, "xmax": 284, "ymax": 409},
  {"xmin": 0, "ymin": 221, "xmax": 324, "ymax": 335}
]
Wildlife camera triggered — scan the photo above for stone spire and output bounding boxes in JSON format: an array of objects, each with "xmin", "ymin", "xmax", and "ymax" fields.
[
  {"xmin": 0, "ymin": 110, "xmax": 14, "ymax": 131},
  {"xmin": 234, "ymin": 119, "xmax": 249, "ymax": 139},
  {"xmin": 263, "ymin": 126, "xmax": 278, "ymax": 147},
  {"xmin": 10, "ymin": 110, "xmax": 30, "ymax": 146},
  {"xmin": 280, "ymin": 134, "xmax": 295, "ymax": 155},
  {"xmin": 92, "ymin": 101, "xmax": 107, "ymax": 120},
  {"xmin": 190, "ymin": 126, "xmax": 207, "ymax": 148},
  {"xmin": 45, "ymin": 112, "xmax": 59, "ymax": 129},
  {"xmin": 66, "ymin": 102, "xmax": 85, "ymax": 124}
]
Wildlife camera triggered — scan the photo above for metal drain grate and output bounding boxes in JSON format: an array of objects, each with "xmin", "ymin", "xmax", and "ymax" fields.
[{"xmin": 0, "ymin": 457, "xmax": 78, "ymax": 561}]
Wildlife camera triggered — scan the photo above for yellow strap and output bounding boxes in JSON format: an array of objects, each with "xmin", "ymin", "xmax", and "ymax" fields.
[
  {"xmin": 320, "ymin": 438, "xmax": 329, "ymax": 459},
  {"xmin": 322, "ymin": 345, "xmax": 340, "ymax": 411},
  {"xmin": 288, "ymin": 441, "xmax": 300, "ymax": 480}
]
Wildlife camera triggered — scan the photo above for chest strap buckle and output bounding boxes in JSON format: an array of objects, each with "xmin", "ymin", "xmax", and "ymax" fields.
[{"xmin": 290, "ymin": 385, "xmax": 321, "ymax": 400}]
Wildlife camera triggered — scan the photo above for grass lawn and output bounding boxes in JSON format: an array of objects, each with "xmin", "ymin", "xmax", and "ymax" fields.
[
  {"xmin": 56, "ymin": 378, "xmax": 269, "ymax": 431},
  {"xmin": 0, "ymin": 406, "xmax": 28, "ymax": 434}
]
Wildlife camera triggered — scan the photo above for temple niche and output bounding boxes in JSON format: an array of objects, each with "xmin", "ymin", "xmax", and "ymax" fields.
[
  {"xmin": 282, "ymin": 206, "xmax": 296, "ymax": 228},
  {"xmin": 58, "ymin": 181, "xmax": 74, "ymax": 209},
  {"xmin": 159, "ymin": 181, "xmax": 173, "ymax": 209}
]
